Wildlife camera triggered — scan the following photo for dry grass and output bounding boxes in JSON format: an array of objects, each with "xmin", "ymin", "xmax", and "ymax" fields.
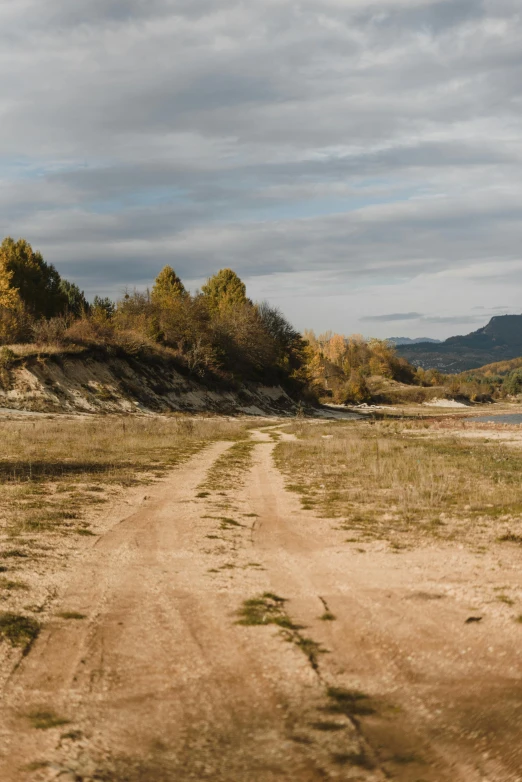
[
  {"xmin": 0, "ymin": 415, "xmax": 247, "ymax": 534},
  {"xmin": 0, "ymin": 414, "xmax": 248, "ymax": 648},
  {"xmin": 0, "ymin": 417, "xmax": 249, "ymax": 539},
  {"xmin": 199, "ymin": 439, "xmax": 256, "ymax": 494},
  {"xmin": 274, "ymin": 420, "xmax": 522, "ymax": 545}
]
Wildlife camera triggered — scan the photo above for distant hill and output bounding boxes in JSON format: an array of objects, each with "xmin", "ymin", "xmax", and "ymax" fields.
[
  {"xmin": 387, "ymin": 337, "xmax": 441, "ymax": 346},
  {"xmin": 396, "ymin": 315, "xmax": 522, "ymax": 373}
]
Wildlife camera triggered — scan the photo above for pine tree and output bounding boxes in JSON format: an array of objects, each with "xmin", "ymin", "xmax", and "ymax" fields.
[
  {"xmin": 151, "ymin": 266, "xmax": 187, "ymax": 303},
  {"xmin": 201, "ymin": 268, "xmax": 247, "ymax": 311},
  {"xmin": 0, "ymin": 237, "xmax": 66, "ymax": 318}
]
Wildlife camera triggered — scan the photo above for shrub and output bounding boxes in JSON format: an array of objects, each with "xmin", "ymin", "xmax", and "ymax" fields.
[
  {"xmin": 32, "ymin": 317, "xmax": 69, "ymax": 346},
  {"xmin": 0, "ymin": 304, "xmax": 32, "ymax": 345},
  {"xmin": 503, "ymin": 369, "xmax": 522, "ymax": 397},
  {"xmin": 64, "ymin": 316, "xmax": 115, "ymax": 346}
]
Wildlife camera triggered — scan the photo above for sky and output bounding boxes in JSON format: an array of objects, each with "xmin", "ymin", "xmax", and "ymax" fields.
[{"xmin": 1, "ymin": 0, "xmax": 521, "ymax": 340}]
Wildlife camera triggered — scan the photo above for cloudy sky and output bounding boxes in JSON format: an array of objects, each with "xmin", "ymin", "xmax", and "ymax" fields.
[{"xmin": 1, "ymin": 0, "xmax": 521, "ymax": 338}]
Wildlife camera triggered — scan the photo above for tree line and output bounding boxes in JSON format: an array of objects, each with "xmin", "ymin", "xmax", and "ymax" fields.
[
  {"xmin": 3, "ymin": 236, "xmax": 521, "ymax": 404},
  {"xmin": 0, "ymin": 237, "xmax": 307, "ymax": 389}
]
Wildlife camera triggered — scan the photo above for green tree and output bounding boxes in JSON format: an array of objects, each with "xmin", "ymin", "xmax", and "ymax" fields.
[
  {"xmin": 0, "ymin": 237, "xmax": 66, "ymax": 318},
  {"xmin": 201, "ymin": 268, "xmax": 247, "ymax": 311},
  {"xmin": 151, "ymin": 266, "xmax": 187, "ymax": 304},
  {"xmin": 92, "ymin": 296, "xmax": 115, "ymax": 320},
  {"xmin": 59, "ymin": 279, "xmax": 90, "ymax": 318},
  {"xmin": 503, "ymin": 369, "xmax": 522, "ymax": 396}
]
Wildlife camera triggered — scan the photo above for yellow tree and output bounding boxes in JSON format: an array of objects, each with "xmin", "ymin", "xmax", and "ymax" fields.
[
  {"xmin": 151, "ymin": 266, "xmax": 187, "ymax": 304},
  {"xmin": 201, "ymin": 268, "xmax": 247, "ymax": 312},
  {"xmin": 0, "ymin": 261, "xmax": 21, "ymax": 309},
  {"xmin": 0, "ymin": 237, "xmax": 66, "ymax": 317},
  {"xmin": 0, "ymin": 255, "xmax": 26, "ymax": 344}
]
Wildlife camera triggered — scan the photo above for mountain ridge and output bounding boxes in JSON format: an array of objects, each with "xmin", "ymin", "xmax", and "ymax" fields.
[
  {"xmin": 387, "ymin": 337, "xmax": 441, "ymax": 346},
  {"xmin": 396, "ymin": 314, "xmax": 522, "ymax": 373}
]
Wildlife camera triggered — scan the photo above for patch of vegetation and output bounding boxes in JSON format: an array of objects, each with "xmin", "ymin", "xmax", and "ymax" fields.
[
  {"xmin": 310, "ymin": 720, "xmax": 346, "ymax": 732},
  {"xmin": 0, "ymin": 612, "xmax": 40, "ymax": 650},
  {"xmin": 236, "ymin": 593, "xmax": 327, "ymax": 671},
  {"xmin": 218, "ymin": 517, "xmax": 244, "ymax": 529},
  {"xmin": 332, "ymin": 750, "xmax": 375, "ymax": 769},
  {"xmin": 324, "ymin": 687, "xmax": 377, "ymax": 717},
  {"xmin": 74, "ymin": 528, "xmax": 96, "ymax": 537},
  {"xmin": 319, "ymin": 611, "xmax": 336, "ymax": 621},
  {"xmin": 273, "ymin": 420, "xmax": 522, "ymax": 545},
  {"xmin": 236, "ymin": 593, "xmax": 298, "ymax": 629},
  {"xmin": 498, "ymin": 532, "xmax": 522, "ymax": 544},
  {"xmin": 0, "ymin": 577, "xmax": 29, "ymax": 591},
  {"xmin": 390, "ymin": 752, "xmax": 423, "ymax": 765},
  {"xmin": 61, "ymin": 729, "xmax": 83, "ymax": 741},
  {"xmin": 28, "ymin": 709, "xmax": 70, "ymax": 730},
  {"xmin": 57, "ymin": 611, "xmax": 86, "ymax": 620},
  {"xmin": 294, "ymin": 635, "xmax": 326, "ymax": 671},
  {"xmin": 200, "ymin": 439, "xmax": 256, "ymax": 493}
]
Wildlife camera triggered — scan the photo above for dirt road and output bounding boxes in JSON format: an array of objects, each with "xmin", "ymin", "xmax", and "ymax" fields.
[{"xmin": 1, "ymin": 431, "xmax": 521, "ymax": 781}]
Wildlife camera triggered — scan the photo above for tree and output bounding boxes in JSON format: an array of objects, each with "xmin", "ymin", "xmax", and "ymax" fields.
[
  {"xmin": 257, "ymin": 302, "xmax": 299, "ymax": 349},
  {"xmin": 0, "ymin": 237, "xmax": 66, "ymax": 318},
  {"xmin": 201, "ymin": 268, "xmax": 247, "ymax": 311},
  {"xmin": 503, "ymin": 369, "xmax": 522, "ymax": 396},
  {"xmin": 0, "ymin": 260, "xmax": 21, "ymax": 310},
  {"xmin": 59, "ymin": 279, "xmax": 90, "ymax": 318},
  {"xmin": 151, "ymin": 266, "xmax": 187, "ymax": 304},
  {"xmin": 210, "ymin": 300, "xmax": 276, "ymax": 376},
  {"xmin": 92, "ymin": 296, "xmax": 115, "ymax": 320}
]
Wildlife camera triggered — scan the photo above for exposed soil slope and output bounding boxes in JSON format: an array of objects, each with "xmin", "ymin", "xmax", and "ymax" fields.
[
  {"xmin": 0, "ymin": 428, "xmax": 521, "ymax": 780},
  {"xmin": 0, "ymin": 349, "xmax": 295, "ymax": 415}
]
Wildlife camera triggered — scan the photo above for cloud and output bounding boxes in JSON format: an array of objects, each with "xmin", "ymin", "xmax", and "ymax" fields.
[
  {"xmin": 360, "ymin": 312, "xmax": 423, "ymax": 322},
  {"xmin": 420, "ymin": 315, "xmax": 486, "ymax": 324},
  {"xmin": 0, "ymin": 0, "xmax": 521, "ymax": 335}
]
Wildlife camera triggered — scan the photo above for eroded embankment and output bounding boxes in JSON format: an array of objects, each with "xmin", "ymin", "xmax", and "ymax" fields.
[{"xmin": 0, "ymin": 348, "xmax": 296, "ymax": 415}]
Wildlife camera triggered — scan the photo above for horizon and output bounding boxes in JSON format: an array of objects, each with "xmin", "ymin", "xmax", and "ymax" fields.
[{"xmin": 1, "ymin": 1, "xmax": 522, "ymax": 340}]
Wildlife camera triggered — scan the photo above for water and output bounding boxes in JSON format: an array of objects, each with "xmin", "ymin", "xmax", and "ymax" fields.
[{"xmin": 468, "ymin": 413, "xmax": 522, "ymax": 425}]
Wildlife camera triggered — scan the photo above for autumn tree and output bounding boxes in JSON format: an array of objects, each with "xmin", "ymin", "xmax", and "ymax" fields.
[
  {"xmin": 0, "ymin": 237, "xmax": 66, "ymax": 318},
  {"xmin": 0, "ymin": 243, "xmax": 29, "ymax": 343},
  {"xmin": 151, "ymin": 266, "xmax": 187, "ymax": 304},
  {"xmin": 201, "ymin": 268, "xmax": 247, "ymax": 311},
  {"xmin": 0, "ymin": 259, "xmax": 21, "ymax": 310}
]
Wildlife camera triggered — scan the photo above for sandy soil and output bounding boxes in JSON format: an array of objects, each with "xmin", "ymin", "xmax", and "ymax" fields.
[{"xmin": 1, "ymin": 429, "xmax": 522, "ymax": 781}]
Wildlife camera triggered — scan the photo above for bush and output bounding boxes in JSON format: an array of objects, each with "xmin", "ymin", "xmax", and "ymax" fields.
[
  {"xmin": 32, "ymin": 317, "xmax": 68, "ymax": 346},
  {"xmin": 0, "ymin": 304, "xmax": 32, "ymax": 345},
  {"xmin": 503, "ymin": 369, "xmax": 522, "ymax": 397},
  {"xmin": 64, "ymin": 317, "xmax": 115, "ymax": 346}
]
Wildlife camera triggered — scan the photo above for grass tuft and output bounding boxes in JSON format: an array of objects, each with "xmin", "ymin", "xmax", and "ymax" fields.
[
  {"xmin": 498, "ymin": 533, "xmax": 522, "ymax": 544},
  {"xmin": 28, "ymin": 709, "xmax": 70, "ymax": 730},
  {"xmin": 310, "ymin": 720, "xmax": 346, "ymax": 732},
  {"xmin": 332, "ymin": 750, "xmax": 375, "ymax": 769},
  {"xmin": 325, "ymin": 687, "xmax": 376, "ymax": 717},
  {"xmin": 0, "ymin": 612, "xmax": 40, "ymax": 650}
]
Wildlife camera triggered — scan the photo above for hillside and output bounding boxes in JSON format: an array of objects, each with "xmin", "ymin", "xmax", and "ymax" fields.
[
  {"xmin": 387, "ymin": 337, "xmax": 441, "ymax": 346},
  {"xmin": 397, "ymin": 315, "xmax": 522, "ymax": 373},
  {"xmin": 0, "ymin": 345, "xmax": 296, "ymax": 416}
]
